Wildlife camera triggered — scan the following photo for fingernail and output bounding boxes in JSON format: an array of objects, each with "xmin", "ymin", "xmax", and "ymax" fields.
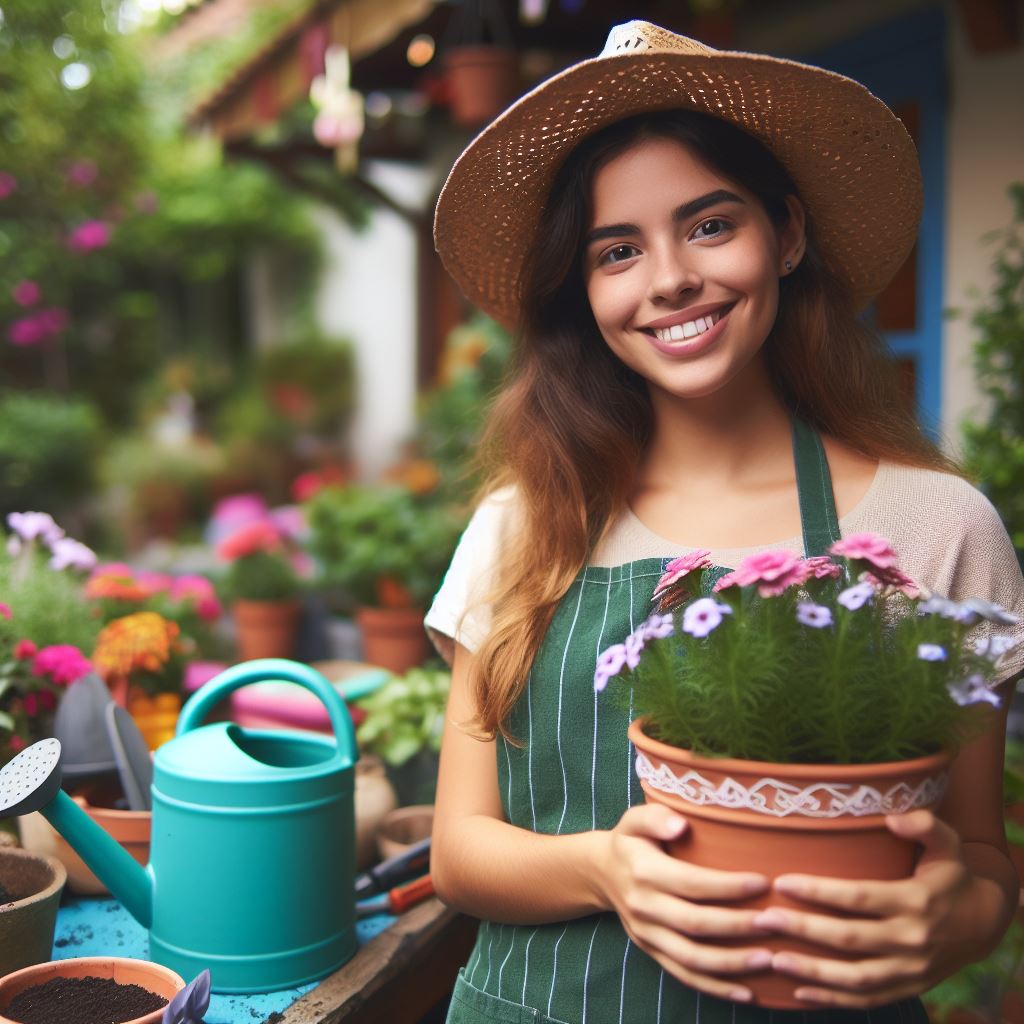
[
  {"xmin": 774, "ymin": 877, "xmax": 803, "ymax": 896},
  {"xmin": 729, "ymin": 988, "xmax": 752, "ymax": 1003},
  {"xmin": 753, "ymin": 909, "xmax": 788, "ymax": 929},
  {"xmin": 742, "ymin": 876, "xmax": 769, "ymax": 894},
  {"xmin": 746, "ymin": 951, "xmax": 772, "ymax": 970}
]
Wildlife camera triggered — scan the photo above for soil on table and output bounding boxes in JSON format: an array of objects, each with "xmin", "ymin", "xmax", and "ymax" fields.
[{"xmin": 3, "ymin": 975, "xmax": 167, "ymax": 1024}]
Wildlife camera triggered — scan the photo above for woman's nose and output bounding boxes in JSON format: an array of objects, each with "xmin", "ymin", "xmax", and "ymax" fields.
[{"xmin": 648, "ymin": 244, "xmax": 701, "ymax": 302}]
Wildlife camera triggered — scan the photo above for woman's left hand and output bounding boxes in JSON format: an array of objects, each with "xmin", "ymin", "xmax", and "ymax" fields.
[{"xmin": 753, "ymin": 809, "xmax": 993, "ymax": 1008}]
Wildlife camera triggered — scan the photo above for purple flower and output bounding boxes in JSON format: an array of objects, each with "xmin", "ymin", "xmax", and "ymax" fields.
[
  {"xmin": 0, "ymin": 173, "xmax": 16, "ymax": 199},
  {"xmin": 7, "ymin": 512, "xmax": 64, "ymax": 546},
  {"xmin": 12, "ymin": 281, "xmax": 41, "ymax": 307},
  {"xmin": 917, "ymin": 643, "xmax": 947, "ymax": 662},
  {"xmin": 67, "ymin": 219, "xmax": 111, "ymax": 253},
  {"xmin": 640, "ymin": 613, "xmax": 674, "ymax": 641},
  {"xmin": 49, "ymin": 537, "xmax": 97, "ymax": 572},
  {"xmin": 918, "ymin": 595, "xmax": 978, "ymax": 624},
  {"xmin": 624, "ymin": 631, "xmax": 645, "ymax": 669},
  {"xmin": 838, "ymin": 581, "xmax": 875, "ymax": 611},
  {"xmin": 947, "ymin": 674, "xmax": 1001, "ymax": 708},
  {"xmin": 594, "ymin": 644, "xmax": 627, "ymax": 692},
  {"xmin": 960, "ymin": 598, "xmax": 1021, "ymax": 627},
  {"xmin": 796, "ymin": 601, "xmax": 833, "ymax": 628},
  {"xmin": 974, "ymin": 634, "xmax": 1020, "ymax": 660},
  {"xmin": 682, "ymin": 597, "xmax": 732, "ymax": 639}
]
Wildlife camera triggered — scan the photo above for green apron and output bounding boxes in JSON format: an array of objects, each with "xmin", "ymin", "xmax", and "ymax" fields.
[{"xmin": 447, "ymin": 422, "xmax": 929, "ymax": 1023}]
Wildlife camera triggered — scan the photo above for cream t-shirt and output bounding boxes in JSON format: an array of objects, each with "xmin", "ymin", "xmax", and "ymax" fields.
[{"xmin": 425, "ymin": 463, "xmax": 1024, "ymax": 682}]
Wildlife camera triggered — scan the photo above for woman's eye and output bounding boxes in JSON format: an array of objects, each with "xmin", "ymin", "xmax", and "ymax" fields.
[
  {"xmin": 692, "ymin": 218, "xmax": 729, "ymax": 240},
  {"xmin": 599, "ymin": 244, "xmax": 639, "ymax": 265}
]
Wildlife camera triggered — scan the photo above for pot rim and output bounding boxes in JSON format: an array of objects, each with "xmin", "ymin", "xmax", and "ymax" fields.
[
  {"xmin": 0, "ymin": 848, "xmax": 67, "ymax": 910},
  {"xmin": 627, "ymin": 717, "xmax": 953, "ymax": 778}
]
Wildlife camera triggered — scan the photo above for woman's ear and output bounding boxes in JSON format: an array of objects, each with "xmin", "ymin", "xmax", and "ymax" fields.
[{"xmin": 779, "ymin": 195, "xmax": 807, "ymax": 275}]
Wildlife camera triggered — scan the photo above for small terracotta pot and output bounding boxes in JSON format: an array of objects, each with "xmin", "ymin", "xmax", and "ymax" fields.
[
  {"xmin": 232, "ymin": 598, "xmax": 301, "ymax": 661},
  {"xmin": 0, "ymin": 956, "xmax": 184, "ymax": 1024},
  {"xmin": 0, "ymin": 849, "xmax": 67, "ymax": 979},
  {"xmin": 377, "ymin": 804, "xmax": 434, "ymax": 862},
  {"xmin": 355, "ymin": 606, "xmax": 428, "ymax": 674},
  {"xmin": 18, "ymin": 795, "xmax": 150, "ymax": 897},
  {"xmin": 355, "ymin": 755, "xmax": 398, "ymax": 870},
  {"xmin": 444, "ymin": 45, "xmax": 520, "ymax": 126},
  {"xmin": 628, "ymin": 719, "xmax": 950, "ymax": 1010}
]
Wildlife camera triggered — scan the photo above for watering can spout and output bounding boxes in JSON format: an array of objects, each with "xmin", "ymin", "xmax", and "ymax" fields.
[{"xmin": 43, "ymin": 790, "xmax": 154, "ymax": 928}]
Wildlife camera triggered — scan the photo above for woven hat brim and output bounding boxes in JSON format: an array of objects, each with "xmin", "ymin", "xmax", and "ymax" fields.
[{"xmin": 434, "ymin": 48, "xmax": 923, "ymax": 328}]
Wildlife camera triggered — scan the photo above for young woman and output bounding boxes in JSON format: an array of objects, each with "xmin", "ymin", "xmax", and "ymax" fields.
[{"xmin": 426, "ymin": 20, "xmax": 1024, "ymax": 1023}]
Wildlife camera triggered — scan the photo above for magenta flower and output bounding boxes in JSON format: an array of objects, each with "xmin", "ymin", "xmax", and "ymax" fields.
[
  {"xmin": 796, "ymin": 601, "xmax": 833, "ymax": 628},
  {"xmin": 0, "ymin": 603, "xmax": 11, "ymax": 620},
  {"xmin": 37, "ymin": 308, "xmax": 68, "ymax": 334},
  {"xmin": 7, "ymin": 512, "xmax": 64, "ymax": 546},
  {"xmin": 12, "ymin": 281, "xmax": 41, "ymax": 307},
  {"xmin": 15, "ymin": 639, "xmax": 37, "ymax": 659},
  {"xmin": 8, "ymin": 315, "xmax": 47, "ymax": 347},
  {"xmin": 49, "ymin": 537, "xmax": 97, "ymax": 572},
  {"xmin": 136, "ymin": 571, "xmax": 174, "ymax": 596},
  {"xmin": 682, "ymin": 597, "xmax": 732, "ymax": 638},
  {"xmin": 67, "ymin": 219, "xmax": 111, "ymax": 253},
  {"xmin": 66, "ymin": 159, "xmax": 98, "ymax": 187},
  {"xmin": 730, "ymin": 549, "xmax": 804, "ymax": 597},
  {"xmin": 0, "ymin": 173, "xmax": 16, "ymax": 199},
  {"xmin": 829, "ymin": 533, "xmax": 898, "ymax": 570},
  {"xmin": 594, "ymin": 644, "xmax": 628, "ymax": 692},
  {"xmin": 32, "ymin": 645, "xmax": 93, "ymax": 686}
]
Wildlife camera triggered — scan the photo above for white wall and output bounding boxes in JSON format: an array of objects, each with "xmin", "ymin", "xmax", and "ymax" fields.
[
  {"xmin": 942, "ymin": 8, "xmax": 1024, "ymax": 454},
  {"xmin": 313, "ymin": 159, "xmax": 434, "ymax": 477}
]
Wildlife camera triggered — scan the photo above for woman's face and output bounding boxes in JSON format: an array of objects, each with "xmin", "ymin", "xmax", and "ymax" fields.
[{"xmin": 582, "ymin": 136, "xmax": 803, "ymax": 403}]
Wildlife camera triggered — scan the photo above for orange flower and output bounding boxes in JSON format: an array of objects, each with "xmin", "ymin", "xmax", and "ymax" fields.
[
  {"xmin": 85, "ymin": 564, "xmax": 150, "ymax": 602},
  {"xmin": 386, "ymin": 459, "xmax": 440, "ymax": 496},
  {"xmin": 92, "ymin": 612, "xmax": 181, "ymax": 680}
]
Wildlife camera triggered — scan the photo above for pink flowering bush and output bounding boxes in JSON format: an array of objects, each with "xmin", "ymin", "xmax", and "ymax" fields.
[{"xmin": 597, "ymin": 534, "xmax": 1021, "ymax": 764}]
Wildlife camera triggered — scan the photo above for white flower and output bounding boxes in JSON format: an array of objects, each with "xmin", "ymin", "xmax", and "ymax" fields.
[
  {"xmin": 640, "ymin": 613, "xmax": 675, "ymax": 641},
  {"xmin": 947, "ymin": 674, "xmax": 1001, "ymax": 708},
  {"xmin": 49, "ymin": 537, "xmax": 97, "ymax": 572},
  {"xmin": 838, "ymin": 581, "xmax": 875, "ymax": 611},
  {"xmin": 960, "ymin": 598, "xmax": 1022, "ymax": 627},
  {"xmin": 796, "ymin": 602, "xmax": 833, "ymax": 629},
  {"xmin": 917, "ymin": 643, "xmax": 947, "ymax": 662},
  {"xmin": 682, "ymin": 598, "xmax": 732, "ymax": 639},
  {"xmin": 918, "ymin": 595, "xmax": 978, "ymax": 624},
  {"xmin": 6, "ymin": 511, "xmax": 64, "ymax": 546},
  {"xmin": 974, "ymin": 634, "xmax": 1020, "ymax": 661}
]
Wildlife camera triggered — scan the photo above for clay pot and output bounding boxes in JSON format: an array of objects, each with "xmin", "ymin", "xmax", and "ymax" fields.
[
  {"xmin": 0, "ymin": 956, "xmax": 184, "ymax": 1024},
  {"xmin": 0, "ymin": 849, "xmax": 67, "ymax": 979},
  {"xmin": 18, "ymin": 795, "xmax": 150, "ymax": 897},
  {"xmin": 444, "ymin": 45, "xmax": 520, "ymax": 126},
  {"xmin": 355, "ymin": 755, "xmax": 398, "ymax": 869},
  {"xmin": 232, "ymin": 599, "xmax": 301, "ymax": 661},
  {"xmin": 628, "ymin": 719, "xmax": 950, "ymax": 1010},
  {"xmin": 377, "ymin": 804, "xmax": 433, "ymax": 862},
  {"xmin": 355, "ymin": 606, "xmax": 429, "ymax": 674}
]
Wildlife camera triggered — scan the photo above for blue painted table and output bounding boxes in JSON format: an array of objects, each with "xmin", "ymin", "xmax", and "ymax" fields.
[{"xmin": 51, "ymin": 895, "xmax": 397, "ymax": 1024}]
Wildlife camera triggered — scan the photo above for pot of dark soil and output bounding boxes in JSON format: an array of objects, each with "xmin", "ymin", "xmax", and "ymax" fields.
[
  {"xmin": 0, "ymin": 849, "xmax": 66, "ymax": 978},
  {"xmin": 0, "ymin": 956, "xmax": 184, "ymax": 1024}
]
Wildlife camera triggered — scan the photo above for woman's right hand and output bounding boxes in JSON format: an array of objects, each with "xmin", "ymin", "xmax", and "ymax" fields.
[{"xmin": 595, "ymin": 803, "xmax": 774, "ymax": 1003}]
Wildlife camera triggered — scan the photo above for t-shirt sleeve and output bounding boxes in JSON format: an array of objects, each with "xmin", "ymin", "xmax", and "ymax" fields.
[{"xmin": 424, "ymin": 488, "xmax": 517, "ymax": 666}]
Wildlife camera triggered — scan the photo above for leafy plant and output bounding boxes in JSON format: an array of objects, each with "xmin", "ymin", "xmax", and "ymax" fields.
[
  {"xmin": 356, "ymin": 668, "xmax": 451, "ymax": 767},
  {"xmin": 216, "ymin": 522, "xmax": 302, "ymax": 603},
  {"xmin": 305, "ymin": 486, "xmax": 465, "ymax": 609},
  {"xmin": 599, "ymin": 537, "xmax": 1019, "ymax": 764},
  {"xmin": 961, "ymin": 182, "xmax": 1024, "ymax": 559}
]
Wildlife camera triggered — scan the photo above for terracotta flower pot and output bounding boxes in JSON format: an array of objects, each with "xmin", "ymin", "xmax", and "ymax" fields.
[
  {"xmin": 0, "ymin": 849, "xmax": 67, "ymax": 979},
  {"xmin": 232, "ymin": 598, "xmax": 301, "ymax": 661},
  {"xmin": 443, "ymin": 45, "xmax": 520, "ymax": 126},
  {"xmin": 0, "ymin": 956, "xmax": 184, "ymax": 1024},
  {"xmin": 18, "ymin": 795, "xmax": 150, "ymax": 897},
  {"xmin": 355, "ymin": 755, "xmax": 398, "ymax": 870},
  {"xmin": 355, "ymin": 606, "xmax": 428, "ymax": 674},
  {"xmin": 628, "ymin": 719, "xmax": 951, "ymax": 1010}
]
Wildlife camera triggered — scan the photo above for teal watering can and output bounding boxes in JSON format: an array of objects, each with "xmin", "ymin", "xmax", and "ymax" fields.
[{"xmin": 0, "ymin": 660, "xmax": 359, "ymax": 994}]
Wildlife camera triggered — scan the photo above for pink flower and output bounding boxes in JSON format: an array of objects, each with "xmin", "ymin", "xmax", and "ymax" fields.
[
  {"xmin": 593, "ymin": 644, "xmax": 628, "ymax": 692},
  {"xmin": 829, "ymin": 533, "xmax": 898, "ymax": 571},
  {"xmin": 7, "ymin": 512, "xmax": 64, "ymax": 545},
  {"xmin": 8, "ymin": 315, "xmax": 47, "ymax": 347},
  {"xmin": 67, "ymin": 220, "xmax": 111, "ymax": 253},
  {"xmin": 0, "ymin": 173, "xmax": 16, "ymax": 199},
  {"xmin": 32, "ymin": 645, "xmax": 93, "ymax": 686},
  {"xmin": 0, "ymin": 603, "xmax": 10, "ymax": 621},
  {"xmin": 136, "ymin": 571, "xmax": 173, "ymax": 596},
  {"xmin": 729, "ymin": 550, "xmax": 805, "ymax": 597},
  {"xmin": 49, "ymin": 537, "xmax": 97, "ymax": 572},
  {"xmin": 195, "ymin": 594, "xmax": 223, "ymax": 622},
  {"xmin": 863, "ymin": 567, "xmax": 920, "ymax": 599},
  {"xmin": 653, "ymin": 550, "xmax": 712, "ymax": 599},
  {"xmin": 66, "ymin": 159, "xmax": 98, "ymax": 187},
  {"xmin": 23, "ymin": 693, "xmax": 38, "ymax": 716},
  {"xmin": 800, "ymin": 556, "xmax": 842, "ymax": 581},
  {"xmin": 9, "ymin": 736, "xmax": 25, "ymax": 753},
  {"xmin": 216, "ymin": 520, "xmax": 282, "ymax": 561},
  {"xmin": 12, "ymin": 281, "xmax": 41, "ymax": 307},
  {"xmin": 682, "ymin": 597, "xmax": 732, "ymax": 638},
  {"xmin": 14, "ymin": 640, "xmax": 37, "ymax": 660},
  {"xmin": 37, "ymin": 308, "xmax": 68, "ymax": 334}
]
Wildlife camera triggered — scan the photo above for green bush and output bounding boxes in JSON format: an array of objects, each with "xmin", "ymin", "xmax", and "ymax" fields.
[
  {"xmin": 220, "ymin": 550, "xmax": 301, "ymax": 603},
  {"xmin": 0, "ymin": 392, "xmax": 102, "ymax": 521}
]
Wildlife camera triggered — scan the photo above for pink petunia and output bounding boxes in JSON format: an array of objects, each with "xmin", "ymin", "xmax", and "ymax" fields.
[
  {"xmin": 0, "ymin": 603, "xmax": 10, "ymax": 620},
  {"xmin": 829, "ymin": 533, "xmax": 898, "ymax": 570},
  {"xmin": 12, "ymin": 281, "xmax": 41, "ymax": 307},
  {"xmin": 682, "ymin": 597, "xmax": 732, "ymax": 638},
  {"xmin": 653, "ymin": 550, "xmax": 713, "ymax": 597},
  {"xmin": 14, "ymin": 639, "xmax": 37, "ymax": 660},
  {"xmin": 729, "ymin": 550, "xmax": 805, "ymax": 597},
  {"xmin": 0, "ymin": 173, "xmax": 16, "ymax": 199},
  {"xmin": 216, "ymin": 520, "xmax": 282, "ymax": 561},
  {"xmin": 800, "ymin": 556, "xmax": 843, "ymax": 581},
  {"xmin": 32, "ymin": 644, "xmax": 93, "ymax": 686},
  {"xmin": 67, "ymin": 220, "xmax": 111, "ymax": 253},
  {"xmin": 8, "ymin": 315, "xmax": 47, "ymax": 347}
]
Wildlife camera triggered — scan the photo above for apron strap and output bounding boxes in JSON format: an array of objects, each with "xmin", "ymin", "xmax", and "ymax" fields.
[{"xmin": 791, "ymin": 418, "xmax": 841, "ymax": 557}]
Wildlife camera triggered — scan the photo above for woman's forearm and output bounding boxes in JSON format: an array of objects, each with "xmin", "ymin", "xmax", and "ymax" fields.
[
  {"xmin": 953, "ymin": 841, "xmax": 1019, "ymax": 963},
  {"xmin": 433, "ymin": 814, "xmax": 611, "ymax": 923}
]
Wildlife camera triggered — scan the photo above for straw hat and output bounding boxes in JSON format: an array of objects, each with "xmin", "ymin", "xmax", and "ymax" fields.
[{"xmin": 434, "ymin": 20, "xmax": 922, "ymax": 328}]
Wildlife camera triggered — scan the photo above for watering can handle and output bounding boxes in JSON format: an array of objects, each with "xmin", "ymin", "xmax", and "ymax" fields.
[{"xmin": 176, "ymin": 659, "xmax": 357, "ymax": 766}]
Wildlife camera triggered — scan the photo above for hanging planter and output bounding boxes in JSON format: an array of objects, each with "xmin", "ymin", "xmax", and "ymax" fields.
[
  {"xmin": 444, "ymin": 45, "xmax": 520, "ymax": 126},
  {"xmin": 629, "ymin": 718, "xmax": 950, "ymax": 1009}
]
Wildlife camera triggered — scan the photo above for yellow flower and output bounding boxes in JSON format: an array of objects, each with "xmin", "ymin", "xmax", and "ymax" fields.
[{"xmin": 93, "ymin": 612, "xmax": 181, "ymax": 680}]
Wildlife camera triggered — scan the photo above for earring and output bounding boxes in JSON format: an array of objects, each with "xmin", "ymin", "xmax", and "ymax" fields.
[{"xmin": 784, "ymin": 259, "xmax": 793, "ymax": 271}]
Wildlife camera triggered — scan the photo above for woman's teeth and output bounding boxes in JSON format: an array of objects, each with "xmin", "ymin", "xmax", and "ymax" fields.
[{"xmin": 650, "ymin": 307, "xmax": 726, "ymax": 343}]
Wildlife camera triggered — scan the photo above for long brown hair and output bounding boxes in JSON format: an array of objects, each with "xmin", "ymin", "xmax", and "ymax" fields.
[{"xmin": 468, "ymin": 110, "xmax": 957, "ymax": 741}]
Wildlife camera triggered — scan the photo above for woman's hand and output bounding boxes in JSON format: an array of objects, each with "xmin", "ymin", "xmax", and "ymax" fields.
[
  {"xmin": 754, "ymin": 810, "xmax": 1005, "ymax": 1008},
  {"xmin": 596, "ymin": 803, "xmax": 774, "ymax": 1003}
]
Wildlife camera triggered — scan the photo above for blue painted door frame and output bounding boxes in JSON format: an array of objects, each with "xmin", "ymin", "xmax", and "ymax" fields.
[{"xmin": 800, "ymin": 8, "xmax": 947, "ymax": 433}]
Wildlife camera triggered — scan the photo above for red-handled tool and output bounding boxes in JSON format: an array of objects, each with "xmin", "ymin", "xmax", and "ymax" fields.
[{"xmin": 356, "ymin": 874, "xmax": 435, "ymax": 917}]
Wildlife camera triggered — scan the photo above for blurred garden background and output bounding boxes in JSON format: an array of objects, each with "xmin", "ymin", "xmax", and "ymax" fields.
[{"xmin": 0, "ymin": 0, "xmax": 1021, "ymax": 1018}]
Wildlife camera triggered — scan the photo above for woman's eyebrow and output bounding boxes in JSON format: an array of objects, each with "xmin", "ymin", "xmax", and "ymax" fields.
[{"xmin": 585, "ymin": 189, "xmax": 746, "ymax": 247}]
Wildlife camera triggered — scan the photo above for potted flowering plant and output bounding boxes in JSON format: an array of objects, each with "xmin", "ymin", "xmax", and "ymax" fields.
[
  {"xmin": 216, "ymin": 520, "xmax": 303, "ymax": 661},
  {"xmin": 597, "ymin": 534, "xmax": 1020, "ymax": 1009}
]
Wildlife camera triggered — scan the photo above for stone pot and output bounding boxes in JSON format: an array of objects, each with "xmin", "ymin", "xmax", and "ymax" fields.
[
  {"xmin": 0, "ymin": 848, "xmax": 67, "ymax": 979},
  {"xmin": 628, "ymin": 718, "xmax": 950, "ymax": 1010},
  {"xmin": 0, "ymin": 955, "xmax": 184, "ymax": 1024}
]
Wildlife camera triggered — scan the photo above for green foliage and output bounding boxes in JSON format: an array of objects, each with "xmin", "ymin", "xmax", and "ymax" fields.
[
  {"xmin": 305, "ymin": 486, "xmax": 465, "ymax": 609},
  {"xmin": 356, "ymin": 668, "xmax": 451, "ymax": 766},
  {"xmin": 0, "ymin": 391, "xmax": 103, "ymax": 521},
  {"xmin": 624, "ymin": 568, "xmax": 1005, "ymax": 764},
  {"xmin": 221, "ymin": 550, "xmax": 301, "ymax": 603},
  {"xmin": 962, "ymin": 182, "xmax": 1024, "ymax": 556}
]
